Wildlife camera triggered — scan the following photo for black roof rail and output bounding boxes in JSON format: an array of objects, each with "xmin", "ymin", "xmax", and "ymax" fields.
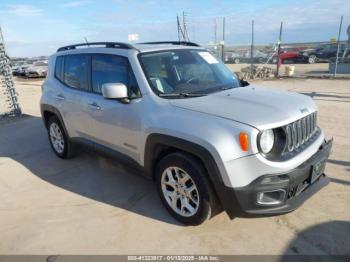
[
  {"xmin": 57, "ymin": 42, "xmax": 135, "ymax": 52},
  {"xmin": 138, "ymin": 41, "xmax": 200, "ymax": 47}
]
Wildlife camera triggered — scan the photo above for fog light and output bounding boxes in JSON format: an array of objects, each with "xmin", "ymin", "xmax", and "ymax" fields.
[{"xmin": 257, "ymin": 189, "xmax": 286, "ymax": 205}]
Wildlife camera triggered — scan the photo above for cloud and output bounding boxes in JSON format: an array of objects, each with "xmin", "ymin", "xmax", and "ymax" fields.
[
  {"xmin": 3, "ymin": 0, "xmax": 350, "ymax": 57},
  {"xmin": 0, "ymin": 5, "xmax": 43, "ymax": 17},
  {"xmin": 61, "ymin": 1, "xmax": 91, "ymax": 8}
]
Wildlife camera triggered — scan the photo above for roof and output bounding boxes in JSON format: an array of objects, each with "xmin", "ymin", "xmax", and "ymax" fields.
[
  {"xmin": 134, "ymin": 43, "xmax": 203, "ymax": 52},
  {"xmin": 56, "ymin": 41, "xmax": 203, "ymax": 54}
]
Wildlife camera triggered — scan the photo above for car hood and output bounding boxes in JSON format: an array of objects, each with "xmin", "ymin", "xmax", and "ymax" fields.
[{"xmin": 169, "ymin": 85, "xmax": 316, "ymax": 130}]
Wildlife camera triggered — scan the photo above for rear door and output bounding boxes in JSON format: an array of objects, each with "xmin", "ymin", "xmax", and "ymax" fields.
[{"xmin": 55, "ymin": 54, "xmax": 92, "ymax": 139}]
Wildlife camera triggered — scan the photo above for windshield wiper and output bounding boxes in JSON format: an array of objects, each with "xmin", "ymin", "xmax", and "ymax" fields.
[
  {"xmin": 158, "ymin": 93, "xmax": 206, "ymax": 98},
  {"xmin": 206, "ymin": 85, "xmax": 236, "ymax": 94},
  {"xmin": 219, "ymin": 86, "xmax": 235, "ymax": 91}
]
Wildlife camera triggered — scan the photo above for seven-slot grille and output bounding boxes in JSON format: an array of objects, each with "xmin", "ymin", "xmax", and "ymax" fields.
[{"xmin": 284, "ymin": 112, "xmax": 317, "ymax": 152}]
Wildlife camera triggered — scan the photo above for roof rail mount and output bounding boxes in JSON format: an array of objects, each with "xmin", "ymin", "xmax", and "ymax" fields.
[
  {"xmin": 57, "ymin": 42, "xmax": 135, "ymax": 52},
  {"xmin": 139, "ymin": 41, "xmax": 200, "ymax": 47}
]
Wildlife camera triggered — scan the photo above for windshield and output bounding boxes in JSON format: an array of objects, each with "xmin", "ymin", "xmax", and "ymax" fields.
[{"xmin": 139, "ymin": 50, "xmax": 240, "ymax": 97}]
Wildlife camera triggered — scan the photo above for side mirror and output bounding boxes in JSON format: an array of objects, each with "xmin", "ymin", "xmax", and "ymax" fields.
[{"xmin": 102, "ymin": 83, "xmax": 129, "ymax": 103}]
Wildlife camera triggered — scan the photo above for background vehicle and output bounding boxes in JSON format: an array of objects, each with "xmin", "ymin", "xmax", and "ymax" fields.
[
  {"xmin": 13, "ymin": 63, "xmax": 32, "ymax": 76},
  {"xmin": 40, "ymin": 41, "xmax": 332, "ymax": 225},
  {"xmin": 11, "ymin": 64, "xmax": 21, "ymax": 76},
  {"xmin": 301, "ymin": 43, "xmax": 348, "ymax": 63},
  {"xmin": 224, "ymin": 51, "xmax": 241, "ymax": 64},
  {"xmin": 25, "ymin": 61, "xmax": 48, "ymax": 78},
  {"xmin": 270, "ymin": 47, "xmax": 307, "ymax": 64},
  {"xmin": 225, "ymin": 50, "xmax": 269, "ymax": 64}
]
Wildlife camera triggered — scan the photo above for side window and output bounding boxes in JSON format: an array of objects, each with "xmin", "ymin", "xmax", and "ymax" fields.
[
  {"xmin": 91, "ymin": 54, "xmax": 140, "ymax": 98},
  {"xmin": 63, "ymin": 55, "xmax": 89, "ymax": 91},
  {"xmin": 54, "ymin": 56, "xmax": 64, "ymax": 82}
]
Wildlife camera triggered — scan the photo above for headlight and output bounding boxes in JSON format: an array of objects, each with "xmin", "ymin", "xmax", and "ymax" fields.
[{"xmin": 259, "ymin": 129, "xmax": 275, "ymax": 153}]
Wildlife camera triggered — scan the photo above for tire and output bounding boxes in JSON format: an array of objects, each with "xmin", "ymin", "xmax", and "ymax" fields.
[
  {"xmin": 308, "ymin": 55, "xmax": 317, "ymax": 64},
  {"xmin": 272, "ymin": 57, "xmax": 278, "ymax": 64},
  {"xmin": 155, "ymin": 152, "xmax": 218, "ymax": 225},
  {"xmin": 234, "ymin": 58, "xmax": 240, "ymax": 64},
  {"xmin": 47, "ymin": 115, "xmax": 74, "ymax": 159}
]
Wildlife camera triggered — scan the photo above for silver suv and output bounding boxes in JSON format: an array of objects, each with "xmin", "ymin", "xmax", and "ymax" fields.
[{"xmin": 40, "ymin": 41, "xmax": 332, "ymax": 225}]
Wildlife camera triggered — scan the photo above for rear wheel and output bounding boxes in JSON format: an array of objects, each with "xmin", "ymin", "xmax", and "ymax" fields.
[
  {"xmin": 47, "ymin": 115, "xmax": 74, "ymax": 159},
  {"xmin": 156, "ymin": 152, "xmax": 218, "ymax": 225},
  {"xmin": 234, "ymin": 58, "xmax": 240, "ymax": 64}
]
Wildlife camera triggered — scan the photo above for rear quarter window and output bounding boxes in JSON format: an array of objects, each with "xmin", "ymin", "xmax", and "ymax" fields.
[{"xmin": 54, "ymin": 56, "xmax": 64, "ymax": 82}]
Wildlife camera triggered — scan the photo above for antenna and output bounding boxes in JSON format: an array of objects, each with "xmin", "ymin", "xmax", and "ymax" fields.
[{"xmin": 84, "ymin": 37, "xmax": 90, "ymax": 46}]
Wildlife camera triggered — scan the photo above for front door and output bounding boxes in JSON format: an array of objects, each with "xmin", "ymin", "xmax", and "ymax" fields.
[{"xmin": 83, "ymin": 54, "xmax": 143, "ymax": 163}]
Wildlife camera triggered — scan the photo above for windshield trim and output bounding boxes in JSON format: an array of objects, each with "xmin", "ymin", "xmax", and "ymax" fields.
[{"xmin": 137, "ymin": 48, "xmax": 231, "ymax": 99}]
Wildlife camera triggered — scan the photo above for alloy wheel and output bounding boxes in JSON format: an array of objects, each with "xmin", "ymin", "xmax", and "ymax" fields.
[
  {"xmin": 49, "ymin": 122, "xmax": 65, "ymax": 154},
  {"xmin": 161, "ymin": 166, "xmax": 200, "ymax": 217}
]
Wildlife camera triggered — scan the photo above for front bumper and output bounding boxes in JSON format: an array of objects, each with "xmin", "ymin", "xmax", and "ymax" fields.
[{"xmin": 218, "ymin": 139, "xmax": 332, "ymax": 218}]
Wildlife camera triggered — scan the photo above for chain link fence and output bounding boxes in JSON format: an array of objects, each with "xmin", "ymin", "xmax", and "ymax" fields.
[{"xmin": 179, "ymin": 14, "xmax": 350, "ymax": 79}]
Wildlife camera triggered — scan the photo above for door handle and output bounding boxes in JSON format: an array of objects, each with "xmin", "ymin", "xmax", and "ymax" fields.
[
  {"xmin": 55, "ymin": 94, "xmax": 65, "ymax": 100},
  {"xmin": 88, "ymin": 102, "xmax": 101, "ymax": 110}
]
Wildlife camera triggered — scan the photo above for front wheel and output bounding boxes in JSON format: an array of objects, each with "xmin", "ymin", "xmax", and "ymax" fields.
[
  {"xmin": 308, "ymin": 55, "xmax": 317, "ymax": 64},
  {"xmin": 156, "ymin": 152, "xmax": 218, "ymax": 225}
]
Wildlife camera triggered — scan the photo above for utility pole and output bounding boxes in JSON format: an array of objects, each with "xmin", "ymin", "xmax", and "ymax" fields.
[
  {"xmin": 182, "ymin": 11, "xmax": 189, "ymax": 41},
  {"xmin": 177, "ymin": 12, "xmax": 189, "ymax": 42},
  {"xmin": 214, "ymin": 18, "xmax": 217, "ymax": 44},
  {"xmin": 177, "ymin": 14, "xmax": 186, "ymax": 41},
  {"xmin": 250, "ymin": 20, "xmax": 254, "ymax": 78},
  {"xmin": 221, "ymin": 17, "xmax": 225, "ymax": 61},
  {"xmin": 276, "ymin": 21, "xmax": 283, "ymax": 77},
  {"xmin": 334, "ymin": 16, "xmax": 343, "ymax": 77},
  {"xmin": 177, "ymin": 15, "xmax": 181, "ymax": 41}
]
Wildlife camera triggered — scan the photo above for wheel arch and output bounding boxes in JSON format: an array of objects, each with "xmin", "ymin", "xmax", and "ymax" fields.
[
  {"xmin": 144, "ymin": 134, "xmax": 224, "ymax": 185},
  {"xmin": 144, "ymin": 133, "xmax": 244, "ymax": 218},
  {"xmin": 40, "ymin": 104, "xmax": 69, "ymax": 137}
]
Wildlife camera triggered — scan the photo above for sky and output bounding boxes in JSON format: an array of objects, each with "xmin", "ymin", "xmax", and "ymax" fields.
[{"xmin": 0, "ymin": 0, "xmax": 349, "ymax": 57}]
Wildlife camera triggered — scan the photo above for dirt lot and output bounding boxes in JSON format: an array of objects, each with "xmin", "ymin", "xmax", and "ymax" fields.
[{"xmin": 0, "ymin": 77, "xmax": 349, "ymax": 255}]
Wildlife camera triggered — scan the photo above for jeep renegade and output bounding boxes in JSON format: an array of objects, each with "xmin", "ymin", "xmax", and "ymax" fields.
[{"xmin": 40, "ymin": 41, "xmax": 332, "ymax": 225}]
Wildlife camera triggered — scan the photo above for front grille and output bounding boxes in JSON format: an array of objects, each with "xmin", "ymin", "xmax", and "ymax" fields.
[{"xmin": 284, "ymin": 112, "xmax": 317, "ymax": 153}]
